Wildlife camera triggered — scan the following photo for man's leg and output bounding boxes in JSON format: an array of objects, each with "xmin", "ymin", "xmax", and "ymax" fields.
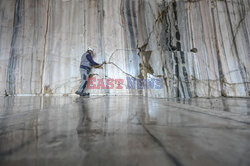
[
  {"xmin": 80, "ymin": 69, "xmax": 90, "ymax": 96},
  {"xmin": 76, "ymin": 69, "xmax": 89, "ymax": 95}
]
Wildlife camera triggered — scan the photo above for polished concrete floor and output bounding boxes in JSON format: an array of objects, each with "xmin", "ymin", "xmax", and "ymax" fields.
[{"xmin": 0, "ymin": 96, "xmax": 250, "ymax": 166}]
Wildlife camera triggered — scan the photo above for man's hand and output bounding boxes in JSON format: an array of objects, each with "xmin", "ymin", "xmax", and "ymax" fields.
[
  {"xmin": 93, "ymin": 61, "xmax": 106, "ymax": 69},
  {"xmin": 94, "ymin": 64, "xmax": 103, "ymax": 69},
  {"xmin": 98, "ymin": 65, "xmax": 104, "ymax": 69}
]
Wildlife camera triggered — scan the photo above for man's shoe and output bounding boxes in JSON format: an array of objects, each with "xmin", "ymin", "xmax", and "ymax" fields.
[
  {"xmin": 80, "ymin": 93, "xmax": 90, "ymax": 96},
  {"xmin": 75, "ymin": 91, "xmax": 81, "ymax": 95}
]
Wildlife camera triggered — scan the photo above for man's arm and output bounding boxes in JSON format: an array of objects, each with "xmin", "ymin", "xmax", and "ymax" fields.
[{"xmin": 86, "ymin": 54, "xmax": 100, "ymax": 66}]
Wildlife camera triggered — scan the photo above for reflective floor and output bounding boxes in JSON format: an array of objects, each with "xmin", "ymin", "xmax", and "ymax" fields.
[{"xmin": 0, "ymin": 96, "xmax": 250, "ymax": 166}]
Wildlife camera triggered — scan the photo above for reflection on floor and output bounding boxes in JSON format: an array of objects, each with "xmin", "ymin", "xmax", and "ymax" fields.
[{"xmin": 0, "ymin": 96, "xmax": 250, "ymax": 166}]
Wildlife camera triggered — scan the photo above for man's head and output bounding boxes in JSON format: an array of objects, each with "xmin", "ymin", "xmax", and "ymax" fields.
[{"xmin": 87, "ymin": 47, "xmax": 94, "ymax": 55}]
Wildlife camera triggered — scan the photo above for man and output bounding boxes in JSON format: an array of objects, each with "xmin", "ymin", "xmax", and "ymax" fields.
[{"xmin": 76, "ymin": 47, "xmax": 103, "ymax": 96}]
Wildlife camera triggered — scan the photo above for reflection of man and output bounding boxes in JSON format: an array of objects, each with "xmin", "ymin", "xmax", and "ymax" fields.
[{"xmin": 76, "ymin": 47, "xmax": 104, "ymax": 96}]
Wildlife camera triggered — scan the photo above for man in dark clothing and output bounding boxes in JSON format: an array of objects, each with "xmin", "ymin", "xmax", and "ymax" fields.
[{"xmin": 76, "ymin": 47, "xmax": 103, "ymax": 96}]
